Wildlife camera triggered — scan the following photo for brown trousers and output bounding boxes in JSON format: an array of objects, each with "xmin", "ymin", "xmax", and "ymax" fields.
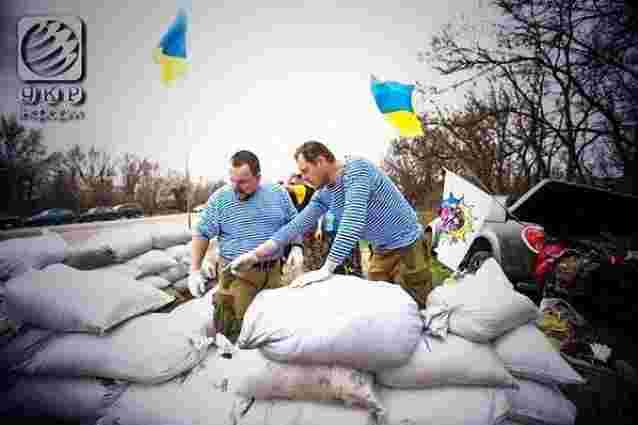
[
  {"xmin": 367, "ymin": 236, "xmax": 433, "ymax": 308},
  {"xmin": 213, "ymin": 261, "xmax": 283, "ymax": 343}
]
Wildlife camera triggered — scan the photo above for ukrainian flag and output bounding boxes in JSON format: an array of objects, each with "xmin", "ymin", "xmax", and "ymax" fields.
[
  {"xmin": 370, "ymin": 75, "xmax": 424, "ymax": 138},
  {"xmin": 153, "ymin": 7, "xmax": 189, "ymax": 86}
]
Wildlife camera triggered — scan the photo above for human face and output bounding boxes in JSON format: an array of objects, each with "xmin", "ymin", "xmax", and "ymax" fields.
[
  {"xmin": 296, "ymin": 155, "xmax": 329, "ymax": 189},
  {"xmin": 229, "ymin": 164, "xmax": 260, "ymax": 200}
]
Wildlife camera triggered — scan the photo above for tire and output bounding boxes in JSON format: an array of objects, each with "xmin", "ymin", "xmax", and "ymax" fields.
[{"xmin": 465, "ymin": 250, "xmax": 492, "ymax": 274}]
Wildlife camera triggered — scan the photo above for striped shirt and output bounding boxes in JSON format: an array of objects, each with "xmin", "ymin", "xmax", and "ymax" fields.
[
  {"xmin": 194, "ymin": 183, "xmax": 299, "ymax": 261},
  {"xmin": 271, "ymin": 157, "xmax": 422, "ymax": 266}
]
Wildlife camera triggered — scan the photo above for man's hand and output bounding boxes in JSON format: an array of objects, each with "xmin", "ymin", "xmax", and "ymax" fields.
[
  {"xmin": 290, "ymin": 261, "xmax": 337, "ymax": 288},
  {"xmin": 188, "ymin": 269, "xmax": 207, "ymax": 297},
  {"xmin": 285, "ymin": 246, "xmax": 304, "ymax": 281},
  {"xmin": 225, "ymin": 250, "xmax": 259, "ymax": 275}
]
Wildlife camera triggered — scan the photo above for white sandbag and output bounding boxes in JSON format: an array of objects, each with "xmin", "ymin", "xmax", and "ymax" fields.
[
  {"xmin": 0, "ymin": 233, "xmax": 68, "ymax": 281},
  {"xmin": 506, "ymin": 379, "xmax": 576, "ymax": 425},
  {"xmin": 379, "ymin": 386, "xmax": 510, "ymax": 425},
  {"xmin": 125, "ymin": 249, "xmax": 178, "ymax": 278},
  {"xmin": 238, "ymin": 276, "xmax": 423, "ymax": 372},
  {"xmin": 494, "ymin": 324, "xmax": 585, "ymax": 385},
  {"xmin": 157, "ymin": 262, "xmax": 189, "ymax": 283},
  {"xmin": 168, "ymin": 291, "xmax": 215, "ymax": 336},
  {"xmin": 138, "ymin": 274, "xmax": 172, "ymax": 289},
  {"xmin": 212, "ymin": 349, "xmax": 384, "ymax": 416},
  {"xmin": 164, "ymin": 243, "xmax": 189, "ymax": 262},
  {"xmin": 377, "ymin": 334, "xmax": 518, "ymax": 389},
  {"xmin": 83, "ymin": 225, "xmax": 154, "ymax": 263},
  {"xmin": 11, "ymin": 313, "xmax": 209, "ymax": 384},
  {"xmin": 173, "ymin": 276, "xmax": 189, "ymax": 290},
  {"xmin": 234, "ymin": 399, "xmax": 373, "ymax": 425},
  {"xmin": 5, "ymin": 264, "xmax": 174, "ymax": 334},
  {"xmin": 96, "ymin": 349, "xmax": 238, "ymax": 425},
  {"xmin": 0, "ymin": 325, "xmax": 55, "ymax": 372},
  {"xmin": 0, "ymin": 375, "xmax": 128, "ymax": 421},
  {"xmin": 152, "ymin": 223, "xmax": 192, "ymax": 249},
  {"xmin": 426, "ymin": 259, "xmax": 539, "ymax": 342}
]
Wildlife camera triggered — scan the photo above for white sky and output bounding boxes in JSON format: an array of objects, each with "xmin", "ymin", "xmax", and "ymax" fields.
[{"xmin": 1, "ymin": 0, "xmax": 496, "ymax": 182}]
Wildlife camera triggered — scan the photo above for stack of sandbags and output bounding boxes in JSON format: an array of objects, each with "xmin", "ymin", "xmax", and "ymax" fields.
[
  {"xmin": 421, "ymin": 258, "xmax": 584, "ymax": 425},
  {"xmin": 62, "ymin": 223, "xmax": 217, "ymax": 307},
  {"xmin": 0, "ymin": 232, "xmax": 69, "ymax": 283},
  {"xmin": 0, "ymin": 262, "xmax": 214, "ymax": 422}
]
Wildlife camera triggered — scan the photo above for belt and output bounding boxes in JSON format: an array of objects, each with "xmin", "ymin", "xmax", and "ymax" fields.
[
  {"xmin": 252, "ymin": 259, "xmax": 281, "ymax": 272},
  {"xmin": 222, "ymin": 257, "xmax": 280, "ymax": 272}
]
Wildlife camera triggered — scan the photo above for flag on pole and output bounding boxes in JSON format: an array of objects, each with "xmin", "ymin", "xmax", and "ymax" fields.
[
  {"xmin": 153, "ymin": 6, "xmax": 189, "ymax": 86},
  {"xmin": 370, "ymin": 75, "xmax": 424, "ymax": 138}
]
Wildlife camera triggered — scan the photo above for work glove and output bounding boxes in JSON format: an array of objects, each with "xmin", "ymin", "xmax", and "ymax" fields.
[
  {"xmin": 290, "ymin": 261, "xmax": 338, "ymax": 288},
  {"xmin": 225, "ymin": 250, "xmax": 259, "ymax": 275},
  {"xmin": 188, "ymin": 269, "xmax": 207, "ymax": 298},
  {"xmin": 285, "ymin": 246, "xmax": 304, "ymax": 281}
]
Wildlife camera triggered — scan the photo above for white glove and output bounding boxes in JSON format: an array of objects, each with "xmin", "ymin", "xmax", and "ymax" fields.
[
  {"xmin": 188, "ymin": 269, "xmax": 207, "ymax": 297},
  {"xmin": 285, "ymin": 246, "xmax": 304, "ymax": 281},
  {"xmin": 290, "ymin": 261, "xmax": 337, "ymax": 288},
  {"xmin": 225, "ymin": 250, "xmax": 259, "ymax": 275}
]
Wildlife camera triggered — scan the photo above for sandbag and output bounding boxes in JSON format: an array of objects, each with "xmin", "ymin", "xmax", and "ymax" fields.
[
  {"xmin": 0, "ymin": 233, "xmax": 68, "ymax": 282},
  {"xmin": 238, "ymin": 276, "xmax": 423, "ymax": 372},
  {"xmin": 164, "ymin": 243, "xmax": 189, "ymax": 262},
  {"xmin": 506, "ymin": 379, "xmax": 576, "ymax": 425},
  {"xmin": 379, "ymin": 386, "xmax": 510, "ymax": 425},
  {"xmin": 125, "ymin": 249, "xmax": 178, "ymax": 278},
  {"xmin": 5, "ymin": 264, "xmax": 174, "ymax": 334},
  {"xmin": 494, "ymin": 323, "xmax": 585, "ymax": 385},
  {"xmin": 210, "ymin": 349, "xmax": 384, "ymax": 416},
  {"xmin": 96, "ymin": 349, "xmax": 239, "ymax": 425},
  {"xmin": 0, "ymin": 375, "xmax": 128, "ymax": 422},
  {"xmin": 138, "ymin": 275, "xmax": 172, "ymax": 289},
  {"xmin": 157, "ymin": 262, "xmax": 189, "ymax": 283},
  {"xmin": 76, "ymin": 225, "xmax": 154, "ymax": 264},
  {"xmin": 233, "ymin": 399, "xmax": 373, "ymax": 425},
  {"xmin": 426, "ymin": 259, "xmax": 539, "ymax": 342},
  {"xmin": 10, "ymin": 313, "xmax": 209, "ymax": 384},
  {"xmin": 377, "ymin": 334, "xmax": 518, "ymax": 389},
  {"xmin": 151, "ymin": 223, "xmax": 192, "ymax": 249},
  {"xmin": 0, "ymin": 325, "xmax": 55, "ymax": 372}
]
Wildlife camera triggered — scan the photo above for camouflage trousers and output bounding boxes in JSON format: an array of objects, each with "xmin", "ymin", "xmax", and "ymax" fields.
[
  {"xmin": 212, "ymin": 260, "xmax": 283, "ymax": 343},
  {"xmin": 367, "ymin": 236, "xmax": 432, "ymax": 308}
]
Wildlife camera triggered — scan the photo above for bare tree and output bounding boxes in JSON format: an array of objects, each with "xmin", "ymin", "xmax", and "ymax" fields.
[
  {"xmin": 63, "ymin": 144, "xmax": 117, "ymax": 207},
  {"xmin": 119, "ymin": 153, "xmax": 146, "ymax": 200}
]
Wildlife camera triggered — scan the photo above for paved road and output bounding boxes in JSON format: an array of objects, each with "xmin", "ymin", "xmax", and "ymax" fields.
[{"xmin": 0, "ymin": 213, "xmax": 199, "ymax": 245}]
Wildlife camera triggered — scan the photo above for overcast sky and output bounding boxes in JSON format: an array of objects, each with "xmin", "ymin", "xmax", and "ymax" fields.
[{"xmin": 1, "ymin": 0, "xmax": 496, "ymax": 182}]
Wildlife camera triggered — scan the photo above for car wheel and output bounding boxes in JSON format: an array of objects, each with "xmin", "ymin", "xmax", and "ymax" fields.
[{"xmin": 465, "ymin": 250, "xmax": 492, "ymax": 274}]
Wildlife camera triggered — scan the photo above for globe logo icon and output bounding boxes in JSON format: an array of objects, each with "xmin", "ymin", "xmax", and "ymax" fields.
[{"xmin": 18, "ymin": 16, "xmax": 83, "ymax": 81}]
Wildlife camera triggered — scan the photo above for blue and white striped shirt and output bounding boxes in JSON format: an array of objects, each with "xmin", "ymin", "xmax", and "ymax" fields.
[
  {"xmin": 194, "ymin": 183, "xmax": 299, "ymax": 261},
  {"xmin": 271, "ymin": 157, "xmax": 422, "ymax": 266}
]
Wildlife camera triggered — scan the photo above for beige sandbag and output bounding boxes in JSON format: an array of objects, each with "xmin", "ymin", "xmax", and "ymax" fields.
[
  {"xmin": 426, "ymin": 259, "xmax": 539, "ymax": 342},
  {"xmin": 5, "ymin": 264, "xmax": 174, "ymax": 334},
  {"xmin": 506, "ymin": 379, "xmax": 576, "ymax": 425},
  {"xmin": 233, "ymin": 399, "xmax": 373, "ymax": 425},
  {"xmin": 377, "ymin": 334, "xmax": 518, "ymax": 389},
  {"xmin": 494, "ymin": 323, "xmax": 585, "ymax": 385},
  {"xmin": 151, "ymin": 223, "xmax": 192, "ymax": 249},
  {"xmin": 379, "ymin": 385, "xmax": 510, "ymax": 425},
  {"xmin": 11, "ymin": 313, "xmax": 209, "ymax": 384},
  {"xmin": 125, "ymin": 249, "xmax": 178, "ymax": 278},
  {"xmin": 0, "ymin": 375, "xmax": 128, "ymax": 422},
  {"xmin": 239, "ymin": 276, "xmax": 423, "ymax": 372},
  {"xmin": 220, "ymin": 349, "xmax": 384, "ymax": 416},
  {"xmin": 96, "ymin": 349, "xmax": 238, "ymax": 425}
]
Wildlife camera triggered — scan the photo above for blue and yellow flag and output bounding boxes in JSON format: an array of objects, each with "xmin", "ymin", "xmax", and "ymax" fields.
[
  {"xmin": 370, "ymin": 75, "xmax": 424, "ymax": 138},
  {"xmin": 153, "ymin": 7, "xmax": 189, "ymax": 86}
]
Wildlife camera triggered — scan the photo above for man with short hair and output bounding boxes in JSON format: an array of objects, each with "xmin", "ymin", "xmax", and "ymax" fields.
[
  {"xmin": 228, "ymin": 141, "xmax": 432, "ymax": 308},
  {"xmin": 188, "ymin": 150, "xmax": 303, "ymax": 343}
]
